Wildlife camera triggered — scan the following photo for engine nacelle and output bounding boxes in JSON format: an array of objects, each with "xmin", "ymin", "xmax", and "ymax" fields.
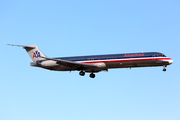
[
  {"xmin": 93, "ymin": 62, "xmax": 106, "ymax": 68},
  {"xmin": 40, "ymin": 60, "xmax": 59, "ymax": 67}
]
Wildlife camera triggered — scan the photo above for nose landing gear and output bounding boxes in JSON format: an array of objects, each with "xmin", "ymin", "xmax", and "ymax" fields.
[{"xmin": 163, "ymin": 65, "xmax": 167, "ymax": 72}]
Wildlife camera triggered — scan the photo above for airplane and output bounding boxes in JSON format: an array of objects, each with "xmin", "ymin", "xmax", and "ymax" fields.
[{"xmin": 8, "ymin": 44, "xmax": 173, "ymax": 78}]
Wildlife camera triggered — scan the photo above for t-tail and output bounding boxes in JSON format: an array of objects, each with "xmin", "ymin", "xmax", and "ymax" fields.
[{"xmin": 8, "ymin": 44, "xmax": 46, "ymax": 62}]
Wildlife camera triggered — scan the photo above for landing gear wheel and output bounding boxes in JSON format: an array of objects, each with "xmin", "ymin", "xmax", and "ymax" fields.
[
  {"xmin": 163, "ymin": 68, "xmax": 166, "ymax": 72},
  {"xmin": 79, "ymin": 71, "xmax": 85, "ymax": 76},
  {"xmin": 163, "ymin": 65, "xmax": 167, "ymax": 72},
  {"xmin": 90, "ymin": 73, "xmax": 95, "ymax": 78}
]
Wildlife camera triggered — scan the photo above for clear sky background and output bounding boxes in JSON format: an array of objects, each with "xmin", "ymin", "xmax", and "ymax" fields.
[{"xmin": 0, "ymin": 0, "xmax": 180, "ymax": 120}]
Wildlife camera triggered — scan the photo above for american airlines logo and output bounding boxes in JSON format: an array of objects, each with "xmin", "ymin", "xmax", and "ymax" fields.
[
  {"xmin": 33, "ymin": 51, "xmax": 41, "ymax": 58},
  {"xmin": 124, "ymin": 53, "xmax": 144, "ymax": 57}
]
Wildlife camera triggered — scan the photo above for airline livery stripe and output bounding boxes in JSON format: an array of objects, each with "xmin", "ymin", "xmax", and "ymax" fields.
[{"xmin": 81, "ymin": 57, "xmax": 172, "ymax": 64}]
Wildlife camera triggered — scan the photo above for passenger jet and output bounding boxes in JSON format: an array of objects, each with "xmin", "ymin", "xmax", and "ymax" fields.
[{"xmin": 8, "ymin": 44, "xmax": 173, "ymax": 78}]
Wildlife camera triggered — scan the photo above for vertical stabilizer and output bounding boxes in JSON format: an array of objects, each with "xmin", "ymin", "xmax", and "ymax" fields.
[
  {"xmin": 24, "ymin": 45, "xmax": 46, "ymax": 62},
  {"xmin": 8, "ymin": 44, "xmax": 46, "ymax": 62}
]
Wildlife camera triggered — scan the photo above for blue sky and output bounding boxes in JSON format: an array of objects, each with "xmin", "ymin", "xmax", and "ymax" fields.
[{"xmin": 0, "ymin": 0, "xmax": 180, "ymax": 120}]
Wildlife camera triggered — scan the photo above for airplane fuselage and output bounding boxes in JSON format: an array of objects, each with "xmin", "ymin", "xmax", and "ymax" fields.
[
  {"xmin": 8, "ymin": 44, "xmax": 173, "ymax": 78},
  {"xmin": 37, "ymin": 52, "xmax": 173, "ymax": 72}
]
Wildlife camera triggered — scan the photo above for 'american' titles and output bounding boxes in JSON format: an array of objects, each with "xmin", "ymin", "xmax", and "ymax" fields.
[{"xmin": 124, "ymin": 53, "xmax": 144, "ymax": 57}]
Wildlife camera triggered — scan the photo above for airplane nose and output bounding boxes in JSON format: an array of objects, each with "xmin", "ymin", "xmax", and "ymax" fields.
[{"xmin": 169, "ymin": 59, "xmax": 173, "ymax": 64}]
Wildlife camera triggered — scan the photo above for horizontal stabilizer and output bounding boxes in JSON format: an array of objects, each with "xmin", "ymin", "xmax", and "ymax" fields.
[
  {"xmin": 7, "ymin": 44, "xmax": 35, "ymax": 49},
  {"xmin": 8, "ymin": 44, "xmax": 46, "ymax": 62}
]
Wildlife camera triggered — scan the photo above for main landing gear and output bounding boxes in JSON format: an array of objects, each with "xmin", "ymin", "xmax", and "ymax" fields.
[
  {"xmin": 90, "ymin": 73, "xmax": 95, "ymax": 78},
  {"xmin": 79, "ymin": 71, "xmax": 85, "ymax": 76},
  {"xmin": 79, "ymin": 71, "xmax": 96, "ymax": 78},
  {"xmin": 163, "ymin": 65, "xmax": 167, "ymax": 72}
]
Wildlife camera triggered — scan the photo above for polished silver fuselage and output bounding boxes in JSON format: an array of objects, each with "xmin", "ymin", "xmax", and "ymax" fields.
[{"xmin": 32, "ymin": 52, "xmax": 173, "ymax": 72}]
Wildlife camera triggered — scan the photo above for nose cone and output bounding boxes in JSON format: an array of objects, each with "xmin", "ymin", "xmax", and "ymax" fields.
[{"xmin": 169, "ymin": 59, "xmax": 173, "ymax": 64}]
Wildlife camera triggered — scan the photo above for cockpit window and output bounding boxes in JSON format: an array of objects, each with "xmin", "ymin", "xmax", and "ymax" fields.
[{"xmin": 158, "ymin": 54, "xmax": 166, "ymax": 57}]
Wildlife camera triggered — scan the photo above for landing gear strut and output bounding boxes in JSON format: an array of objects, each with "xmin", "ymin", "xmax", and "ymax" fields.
[
  {"xmin": 90, "ymin": 73, "xmax": 95, "ymax": 78},
  {"xmin": 79, "ymin": 71, "xmax": 85, "ymax": 76},
  {"xmin": 163, "ymin": 65, "xmax": 167, "ymax": 72}
]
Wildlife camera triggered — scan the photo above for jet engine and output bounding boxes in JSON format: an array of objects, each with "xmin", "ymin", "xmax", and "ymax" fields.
[{"xmin": 40, "ymin": 60, "xmax": 59, "ymax": 67}]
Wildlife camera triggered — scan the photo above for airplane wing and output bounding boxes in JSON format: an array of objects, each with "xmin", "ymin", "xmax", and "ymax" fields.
[{"xmin": 40, "ymin": 56, "xmax": 98, "ymax": 70}]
